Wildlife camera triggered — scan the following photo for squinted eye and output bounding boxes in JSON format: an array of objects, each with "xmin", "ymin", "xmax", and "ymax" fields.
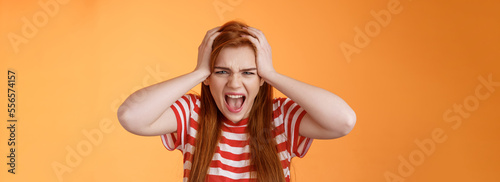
[
  {"xmin": 243, "ymin": 72, "xmax": 255, "ymax": 75},
  {"xmin": 215, "ymin": 71, "xmax": 228, "ymax": 74}
]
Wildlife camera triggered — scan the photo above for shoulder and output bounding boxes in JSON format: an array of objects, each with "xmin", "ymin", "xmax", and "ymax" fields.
[
  {"xmin": 171, "ymin": 94, "xmax": 202, "ymax": 121},
  {"xmin": 185, "ymin": 93, "xmax": 200, "ymax": 101},
  {"xmin": 273, "ymin": 97, "xmax": 301, "ymax": 111},
  {"xmin": 175, "ymin": 94, "xmax": 201, "ymax": 107},
  {"xmin": 272, "ymin": 97, "xmax": 301, "ymax": 123},
  {"xmin": 272, "ymin": 97, "xmax": 289, "ymax": 108}
]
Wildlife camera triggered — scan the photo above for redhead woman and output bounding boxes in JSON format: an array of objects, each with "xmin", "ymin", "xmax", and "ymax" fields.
[{"xmin": 117, "ymin": 21, "xmax": 356, "ymax": 182}]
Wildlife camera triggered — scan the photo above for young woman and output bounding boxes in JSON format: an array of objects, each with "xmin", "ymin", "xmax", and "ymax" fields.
[{"xmin": 117, "ymin": 21, "xmax": 356, "ymax": 182}]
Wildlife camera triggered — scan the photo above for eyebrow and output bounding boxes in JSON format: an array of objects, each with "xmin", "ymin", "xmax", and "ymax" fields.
[{"xmin": 214, "ymin": 67, "xmax": 257, "ymax": 72}]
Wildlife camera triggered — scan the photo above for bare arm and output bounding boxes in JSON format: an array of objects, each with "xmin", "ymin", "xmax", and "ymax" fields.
[
  {"xmin": 244, "ymin": 27, "xmax": 356, "ymax": 139},
  {"xmin": 263, "ymin": 72, "xmax": 356, "ymax": 139},
  {"xmin": 117, "ymin": 27, "xmax": 220, "ymax": 136}
]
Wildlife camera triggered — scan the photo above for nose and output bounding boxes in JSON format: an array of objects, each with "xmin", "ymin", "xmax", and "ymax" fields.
[{"xmin": 227, "ymin": 73, "xmax": 243, "ymax": 88}]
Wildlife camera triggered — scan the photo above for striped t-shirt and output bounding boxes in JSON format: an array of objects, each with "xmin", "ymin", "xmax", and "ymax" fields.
[{"xmin": 161, "ymin": 94, "xmax": 313, "ymax": 181}]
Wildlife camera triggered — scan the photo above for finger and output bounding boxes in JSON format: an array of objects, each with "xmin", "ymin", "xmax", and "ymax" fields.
[
  {"xmin": 244, "ymin": 27, "xmax": 268, "ymax": 45},
  {"xmin": 207, "ymin": 32, "xmax": 221, "ymax": 47},
  {"xmin": 202, "ymin": 26, "xmax": 221, "ymax": 44},
  {"xmin": 243, "ymin": 27, "xmax": 258, "ymax": 38},
  {"xmin": 245, "ymin": 27, "xmax": 263, "ymax": 36},
  {"xmin": 246, "ymin": 27, "xmax": 265, "ymax": 40},
  {"xmin": 208, "ymin": 26, "xmax": 221, "ymax": 35},
  {"xmin": 242, "ymin": 34, "xmax": 261, "ymax": 50}
]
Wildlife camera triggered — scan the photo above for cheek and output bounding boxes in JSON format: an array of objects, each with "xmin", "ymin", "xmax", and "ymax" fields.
[
  {"xmin": 209, "ymin": 78, "xmax": 225, "ymax": 96},
  {"xmin": 244, "ymin": 79, "xmax": 262, "ymax": 94}
]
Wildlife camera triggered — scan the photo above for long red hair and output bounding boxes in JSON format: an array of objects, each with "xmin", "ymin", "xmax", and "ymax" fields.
[{"xmin": 188, "ymin": 21, "xmax": 285, "ymax": 182}]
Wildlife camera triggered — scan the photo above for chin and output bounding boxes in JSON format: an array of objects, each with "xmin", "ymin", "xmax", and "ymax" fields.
[
  {"xmin": 220, "ymin": 108, "xmax": 249, "ymax": 122},
  {"xmin": 225, "ymin": 115, "xmax": 243, "ymax": 122}
]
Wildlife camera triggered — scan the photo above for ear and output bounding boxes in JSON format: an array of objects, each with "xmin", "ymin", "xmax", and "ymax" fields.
[
  {"xmin": 203, "ymin": 79, "xmax": 209, "ymax": 86},
  {"xmin": 260, "ymin": 78, "xmax": 265, "ymax": 86}
]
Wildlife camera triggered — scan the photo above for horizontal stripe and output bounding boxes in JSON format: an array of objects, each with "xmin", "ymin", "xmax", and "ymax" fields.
[
  {"xmin": 223, "ymin": 121, "xmax": 247, "ymax": 128},
  {"xmin": 207, "ymin": 174, "xmax": 255, "ymax": 182},
  {"xmin": 160, "ymin": 94, "xmax": 313, "ymax": 182},
  {"xmin": 184, "ymin": 143, "xmax": 195, "ymax": 156},
  {"xmin": 215, "ymin": 146, "xmax": 250, "ymax": 161},
  {"xmin": 221, "ymin": 130, "xmax": 248, "ymax": 141},
  {"xmin": 222, "ymin": 123, "xmax": 247, "ymax": 133},
  {"xmin": 218, "ymin": 143, "xmax": 249, "ymax": 155},
  {"xmin": 209, "ymin": 159, "xmax": 252, "ymax": 174},
  {"xmin": 212, "ymin": 152, "xmax": 250, "ymax": 168},
  {"xmin": 219, "ymin": 135, "xmax": 249, "ymax": 148},
  {"xmin": 208, "ymin": 167, "xmax": 255, "ymax": 180}
]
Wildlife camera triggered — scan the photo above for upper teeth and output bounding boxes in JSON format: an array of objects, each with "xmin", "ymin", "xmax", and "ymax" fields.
[{"xmin": 227, "ymin": 95, "xmax": 243, "ymax": 98}]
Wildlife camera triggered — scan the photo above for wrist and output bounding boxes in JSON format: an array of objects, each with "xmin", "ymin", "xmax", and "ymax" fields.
[
  {"xmin": 192, "ymin": 69, "xmax": 211, "ymax": 83},
  {"xmin": 260, "ymin": 70, "xmax": 279, "ymax": 83}
]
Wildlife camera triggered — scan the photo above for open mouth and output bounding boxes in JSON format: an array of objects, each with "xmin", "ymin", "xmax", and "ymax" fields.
[{"xmin": 225, "ymin": 94, "xmax": 246, "ymax": 113}]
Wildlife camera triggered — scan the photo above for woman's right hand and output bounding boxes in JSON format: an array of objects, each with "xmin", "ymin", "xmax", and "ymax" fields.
[
  {"xmin": 195, "ymin": 26, "xmax": 221, "ymax": 77},
  {"xmin": 118, "ymin": 26, "xmax": 221, "ymax": 136}
]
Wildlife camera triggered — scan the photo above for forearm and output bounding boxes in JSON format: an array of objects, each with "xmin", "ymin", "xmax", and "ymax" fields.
[
  {"xmin": 117, "ymin": 70, "xmax": 209, "ymax": 128},
  {"xmin": 263, "ymin": 72, "xmax": 356, "ymax": 132}
]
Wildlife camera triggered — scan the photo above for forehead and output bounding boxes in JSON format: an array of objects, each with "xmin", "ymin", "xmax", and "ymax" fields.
[{"xmin": 215, "ymin": 45, "xmax": 256, "ymax": 68}]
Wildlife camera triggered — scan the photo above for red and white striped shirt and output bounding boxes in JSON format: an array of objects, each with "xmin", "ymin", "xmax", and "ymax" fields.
[{"xmin": 161, "ymin": 94, "xmax": 313, "ymax": 181}]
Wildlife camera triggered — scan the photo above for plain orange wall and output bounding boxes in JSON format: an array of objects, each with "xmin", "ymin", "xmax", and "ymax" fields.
[{"xmin": 1, "ymin": 0, "xmax": 499, "ymax": 182}]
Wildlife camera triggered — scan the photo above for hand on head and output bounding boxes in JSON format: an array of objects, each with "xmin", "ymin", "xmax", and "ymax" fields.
[
  {"xmin": 195, "ymin": 26, "xmax": 221, "ymax": 77},
  {"xmin": 241, "ymin": 27, "xmax": 276, "ymax": 80},
  {"xmin": 197, "ymin": 24, "xmax": 276, "ymax": 81}
]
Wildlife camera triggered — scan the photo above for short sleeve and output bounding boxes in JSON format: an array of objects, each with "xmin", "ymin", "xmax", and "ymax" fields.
[
  {"xmin": 160, "ymin": 94, "xmax": 199, "ymax": 152},
  {"xmin": 274, "ymin": 98, "xmax": 313, "ymax": 158}
]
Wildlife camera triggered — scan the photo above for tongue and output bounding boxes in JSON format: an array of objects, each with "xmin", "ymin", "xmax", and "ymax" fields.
[{"xmin": 227, "ymin": 97, "xmax": 243, "ymax": 110}]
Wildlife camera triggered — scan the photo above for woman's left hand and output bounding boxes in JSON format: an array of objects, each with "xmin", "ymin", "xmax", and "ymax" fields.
[
  {"xmin": 243, "ymin": 27, "xmax": 277, "ymax": 80},
  {"xmin": 244, "ymin": 27, "xmax": 356, "ymax": 140}
]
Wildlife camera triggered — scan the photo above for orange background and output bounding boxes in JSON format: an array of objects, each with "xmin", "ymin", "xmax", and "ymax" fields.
[{"xmin": 1, "ymin": 0, "xmax": 499, "ymax": 181}]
